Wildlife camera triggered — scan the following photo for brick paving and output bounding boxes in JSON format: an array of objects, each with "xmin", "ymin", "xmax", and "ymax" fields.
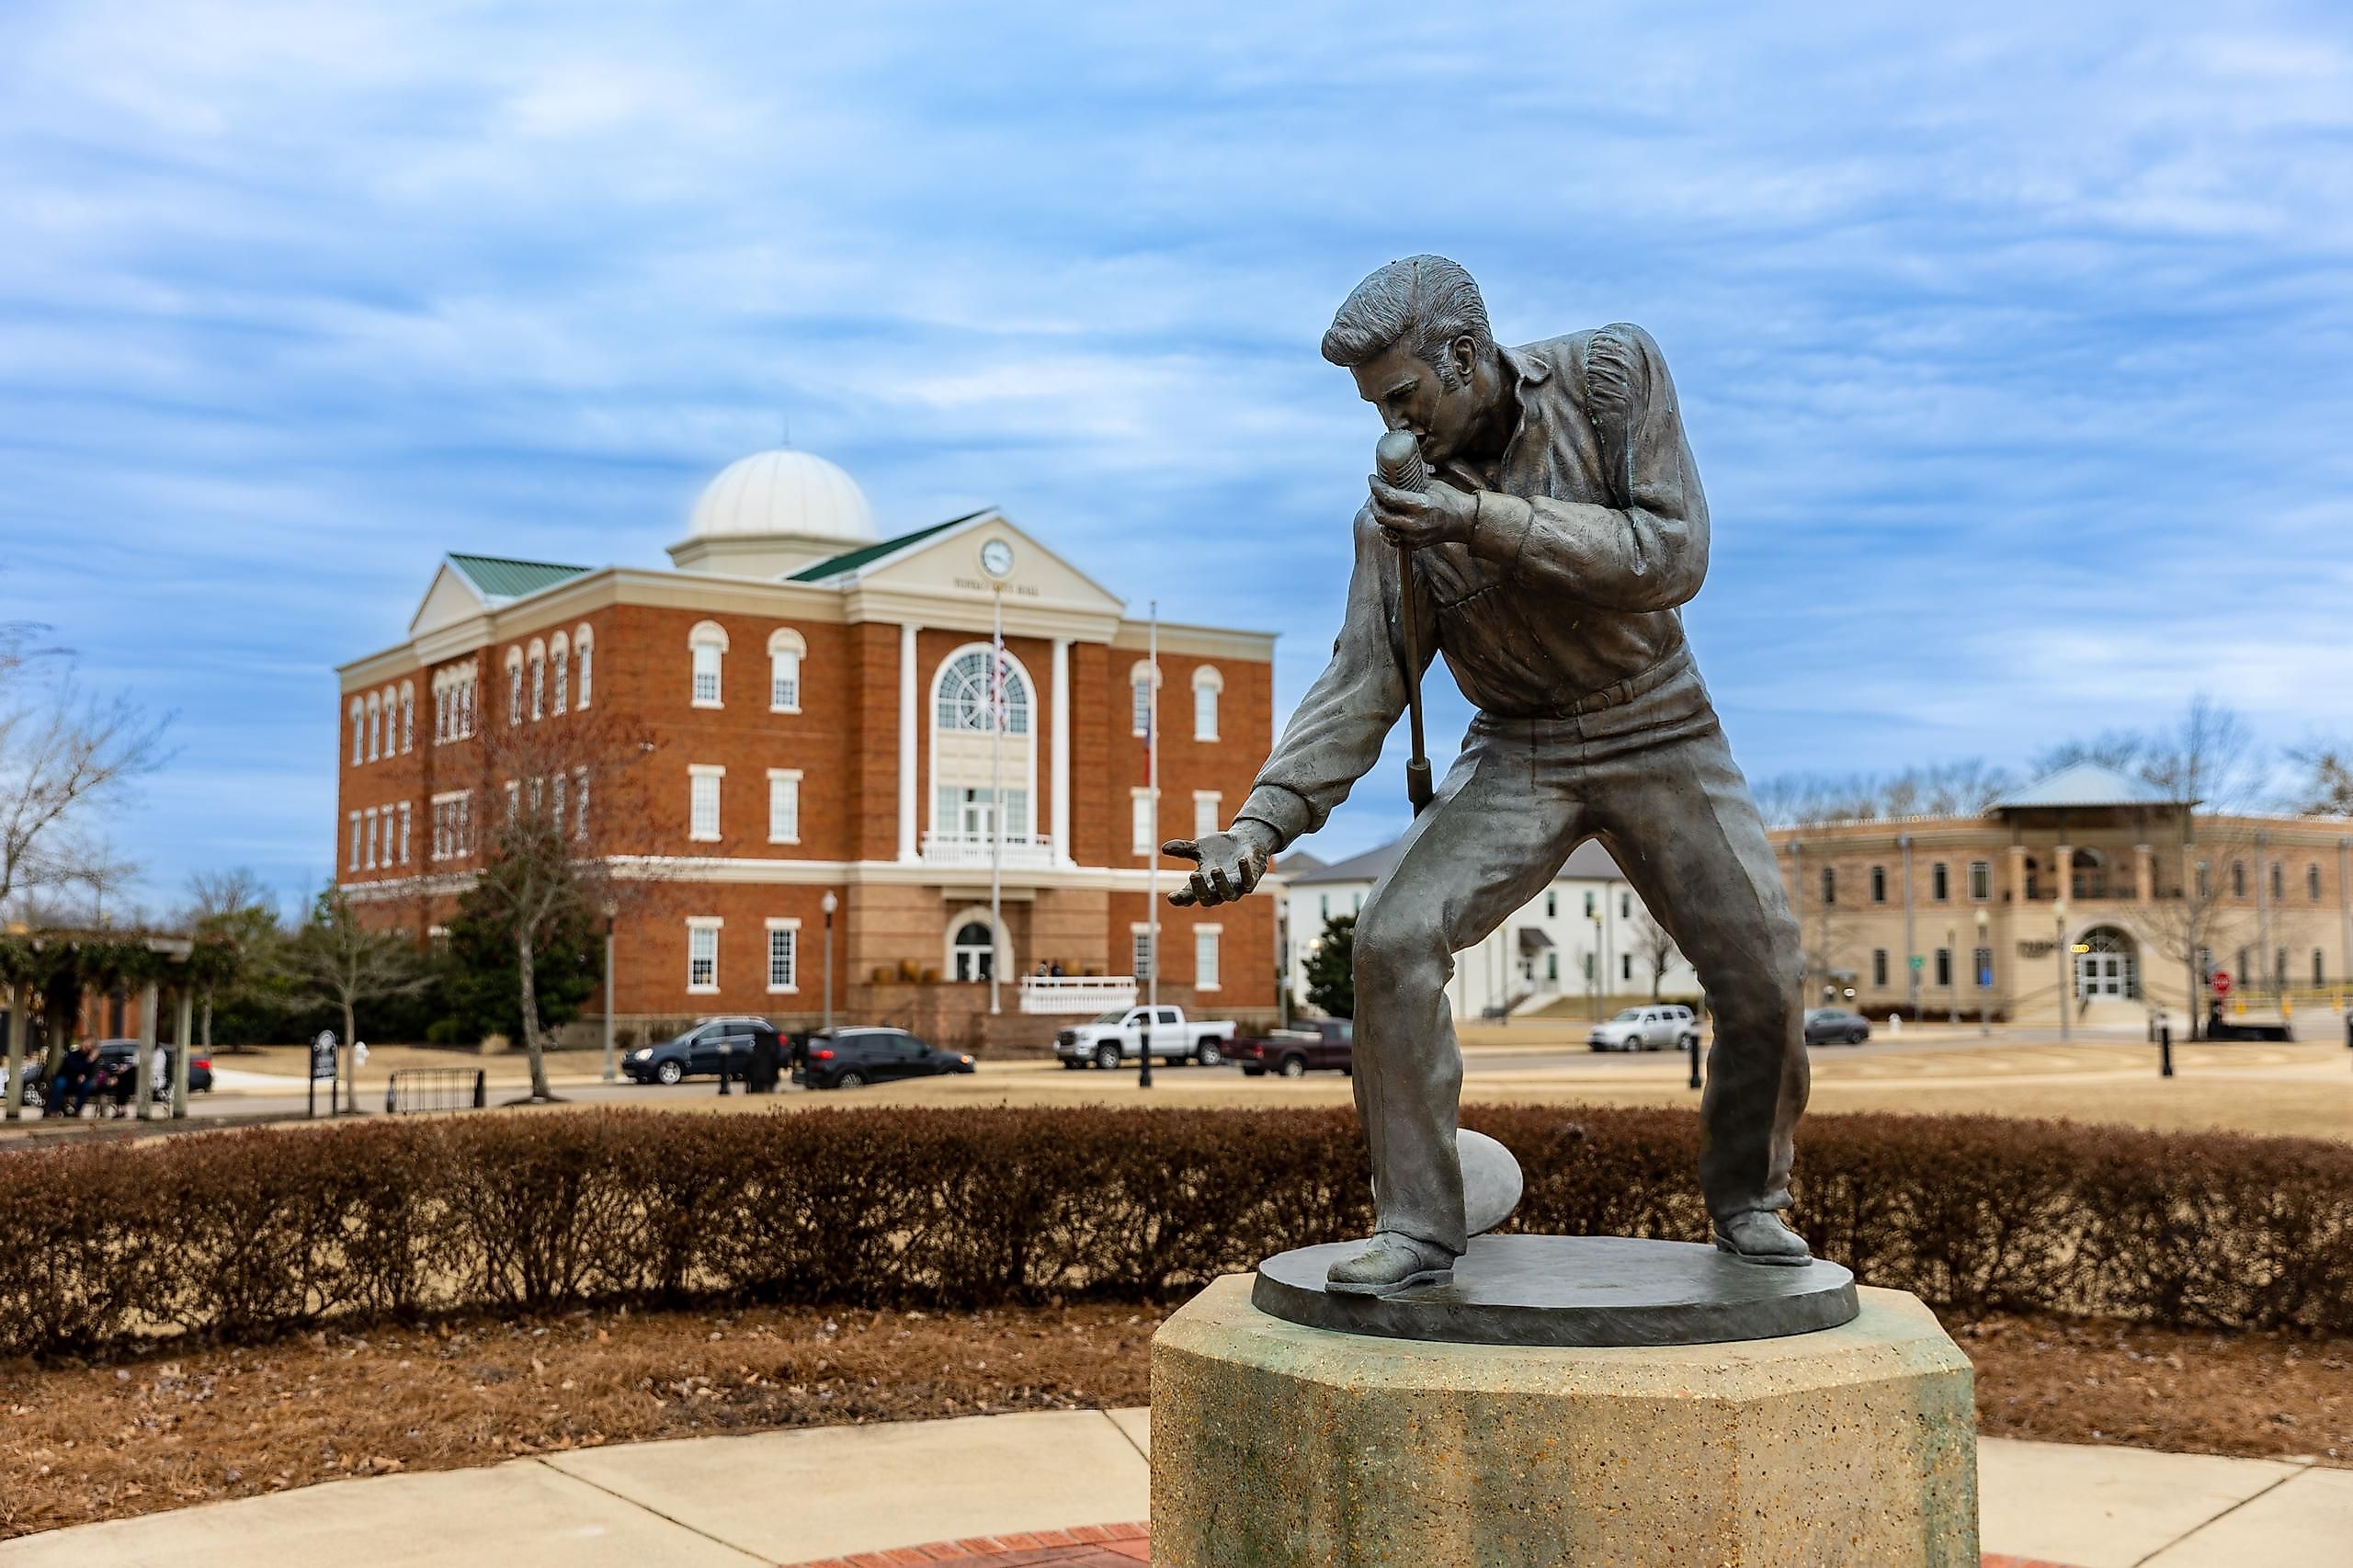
[{"xmin": 786, "ymin": 1526, "xmax": 2062, "ymax": 1566}]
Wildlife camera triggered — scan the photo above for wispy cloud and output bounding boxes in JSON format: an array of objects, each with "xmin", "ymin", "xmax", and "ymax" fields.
[{"xmin": 3, "ymin": 0, "xmax": 2350, "ymax": 899}]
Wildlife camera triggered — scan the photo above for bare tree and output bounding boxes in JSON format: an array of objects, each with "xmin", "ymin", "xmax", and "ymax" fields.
[
  {"xmin": 1752, "ymin": 759, "xmax": 2011, "ymax": 828},
  {"xmin": 1624, "ymin": 904, "xmax": 1680, "ymax": 1000},
  {"xmin": 454, "ymin": 706, "xmax": 659, "ymax": 1101},
  {"xmin": 2282, "ymin": 743, "xmax": 2353, "ymax": 816},
  {"xmin": 182, "ymin": 869, "xmax": 280, "ymax": 1055},
  {"xmin": 0, "ymin": 637, "xmax": 172, "ymax": 914},
  {"xmin": 2115, "ymin": 697, "xmax": 2263, "ymax": 1038},
  {"xmin": 277, "ymin": 884, "xmax": 432, "ymax": 1110}
]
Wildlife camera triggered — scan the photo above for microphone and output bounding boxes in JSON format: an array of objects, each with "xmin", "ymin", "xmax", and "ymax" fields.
[{"xmin": 1375, "ymin": 429, "xmax": 1429, "ymax": 494}]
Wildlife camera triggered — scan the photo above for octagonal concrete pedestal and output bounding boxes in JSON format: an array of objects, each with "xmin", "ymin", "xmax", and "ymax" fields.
[{"xmin": 1151, "ymin": 1274, "xmax": 1978, "ymax": 1567}]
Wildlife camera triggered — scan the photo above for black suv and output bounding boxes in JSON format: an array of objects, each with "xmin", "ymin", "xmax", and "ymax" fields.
[
  {"xmin": 623, "ymin": 1017, "xmax": 779, "ymax": 1085},
  {"xmin": 792, "ymin": 1027, "xmax": 975, "ymax": 1090}
]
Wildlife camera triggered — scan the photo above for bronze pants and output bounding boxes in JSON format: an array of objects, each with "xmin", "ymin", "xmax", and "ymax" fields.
[{"xmin": 1350, "ymin": 662, "xmax": 1806, "ymax": 1253}]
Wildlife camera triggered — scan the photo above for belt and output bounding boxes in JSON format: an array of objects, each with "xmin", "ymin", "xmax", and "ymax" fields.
[{"xmin": 1503, "ymin": 646, "xmax": 1694, "ymax": 721}]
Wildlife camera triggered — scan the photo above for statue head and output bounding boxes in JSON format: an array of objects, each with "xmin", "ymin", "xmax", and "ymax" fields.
[{"xmin": 1322, "ymin": 255, "xmax": 1501, "ymax": 470}]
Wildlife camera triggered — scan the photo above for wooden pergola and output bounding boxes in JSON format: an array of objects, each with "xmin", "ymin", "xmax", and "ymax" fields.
[{"xmin": 0, "ymin": 926, "xmax": 201, "ymax": 1121}]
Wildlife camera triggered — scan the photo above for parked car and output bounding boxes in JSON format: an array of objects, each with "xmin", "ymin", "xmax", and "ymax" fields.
[
  {"xmin": 1803, "ymin": 1007, "xmax": 1871, "ymax": 1046},
  {"xmin": 93, "ymin": 1040, "xmax": 215, "ymax": 1095},
  {"xmin": 623, "ymin": 1017, "xmax": 779, "ymax": 1084},
  {"xmin": 1227, "ymin": 1018, "xmax": 1353, "ymax": 1077},
  {"xmin": 792, "ymin": 1027, "xmax": 974, "ymax": 1090},
  {"xmin": 1053, "ymin": 1006, "xmax": 1236, "ymax": 1069},
  {"xmin": 1586, "ymin": 1006, "xmax": 1699, "ymax": 1052}
]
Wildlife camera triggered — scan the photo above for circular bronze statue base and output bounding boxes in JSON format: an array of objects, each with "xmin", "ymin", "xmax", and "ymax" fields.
[{"xmin": 1252, "ymin": 1233, "xmax": 1859, "ymax": 1348}]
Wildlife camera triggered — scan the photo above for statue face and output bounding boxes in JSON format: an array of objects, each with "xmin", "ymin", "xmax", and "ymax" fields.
[{"xmin": 1348, "ymin": 335, "xmax": 1486, "ymax": 469}]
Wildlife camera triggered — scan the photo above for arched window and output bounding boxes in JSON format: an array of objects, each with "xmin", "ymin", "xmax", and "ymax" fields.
[
  {"xmin": 768, "ymin": 627, "xmax": 805, "ymax": 713},
  {"xmin": 399, "ymin": 682, "xmax": 415, "ymax": 752},
  {"xmin": 2269, "ymin": 861, "xmax": 2283, "ymax": 902},
  {"xmin": 689, "ymin": 620, "xmax": 728, "ymax": 708},
  {"xmin": 953, "ymin": 921, "xmax": 995, "ymax": 983},
  {"xmin": 550, "ymin": 632, "xmax": 569, "ymax": 714},
  {"xmin": 2310, "ymin": 862, "xmax": 2323, "ymax": 903},
  {"xmin": 936, "ymin": 648, "xmax": 1029, "ymax": 733},
  {"xmin": 365, "ymin": 693, "xmax": 381, "ymax": 761},
  {"xmin": 529, "ymin": 638, "xmax": 547, "ymax": 721},
  {"xmin": 1129, "ymin": 659, "xmax": 1160, "ymax": 738},
  {"xmin": 506, "ymin": 647, "xmax": 525, "ymax": 724},
  {"xmin": 574, "ymin": 625, "xmax": 594, "ymax": 707},
  {"xmin": 1191, "ymin": 665, "xmax": 1222, "ymax": 741},
  {"xmin": 2232, "ymin": 859, "xmax": 2247, "ymax": 899},
  {"xmin": 349, "ymin": 698, "xmax": 364, "ymax": 766}
]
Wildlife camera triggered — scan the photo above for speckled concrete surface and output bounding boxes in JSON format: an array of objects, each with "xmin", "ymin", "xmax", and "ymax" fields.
[{"xmin": 1151, "ymin": 1274, "xmax": 1978, "ymax": 1566}]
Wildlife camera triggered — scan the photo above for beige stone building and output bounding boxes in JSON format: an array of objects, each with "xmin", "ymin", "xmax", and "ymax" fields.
[{"xmin": 1769, "ymin": 763, "xmax": 2353, "ymax": 1028}]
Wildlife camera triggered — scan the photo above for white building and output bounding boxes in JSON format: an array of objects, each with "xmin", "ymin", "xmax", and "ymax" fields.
[{"xmin": 1281, "ymin": 838, "xmax": 1701, "ymax": 1021}]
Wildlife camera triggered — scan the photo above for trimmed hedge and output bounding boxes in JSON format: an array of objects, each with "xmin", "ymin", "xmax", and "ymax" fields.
[{"xmin": 6, "ymin": 1105, "xmax": 2349, "ymax": 1357}]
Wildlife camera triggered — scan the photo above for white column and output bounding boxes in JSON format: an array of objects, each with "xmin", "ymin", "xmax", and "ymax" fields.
[
  {"xmin": 898, "ymin": 622, "xmax": 920, "ymax": 862},
  {"xmin": 1051, "ymin": 636, "xmax": 1073, "ymax": 866}
]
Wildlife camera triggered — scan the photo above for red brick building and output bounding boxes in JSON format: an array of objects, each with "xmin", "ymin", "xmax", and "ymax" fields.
[{"xmin": 335, "ymin": 449, "xmax": 1280, "ymax": 1047}]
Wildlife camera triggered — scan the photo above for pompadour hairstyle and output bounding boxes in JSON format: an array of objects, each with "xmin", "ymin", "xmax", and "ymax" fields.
[{"xmin": 1320, "ymin": 255, "xmax": 1493, "ymax": 383}]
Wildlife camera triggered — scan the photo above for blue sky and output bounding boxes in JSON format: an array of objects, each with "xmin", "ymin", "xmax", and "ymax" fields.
[{"xmin": 4, "ymin": 2, "xmax": 2350, "ymax": 914}]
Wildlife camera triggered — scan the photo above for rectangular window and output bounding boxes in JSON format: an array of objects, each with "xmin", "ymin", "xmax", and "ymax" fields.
[
  {"xmin": 1131, "ymin": 677, "xmax": 1153, "ymax": 737},
  {"xmin": 398, "ymin": 802, "xmax": 411, "ymax": 865},
  {"xmin": 2314, "ymin": 949, "xmax": 2325, "ymax": 987},
  {"xmin": 1545, "ymin": 891, "xmax": 1557, "ymax": 917},
  {"xmin": 1546, "ymin": 951, "xmax": 1559, "ymax": 981},
  {"xmin": 766, "ymin": 920, "xmax": 800, "ymax": 993},
  {"xmin": 551, "ymin": 772, "xmax": 567, "ymax": 836},
  {"xmin": 2310, "ymin": 864, "xmax": 2324, "ymax": 903},
  {"xmin": 1969, "ymin": 860, "xmax": 1991, "ymax": 901},
  {"xmin": 1931, "ymin": 862, "xmax": 1949, "ymax": 902},
  {"xmin": 768, "ymin": 770, "xmax": 801, "ymax": 844},
  {"xmin": 770, "ymin": 652, "xmax": 799, "ymax": 712},
  {"xmin": 1131, "ymin": 789, "xmax": 1156, "ymax": 855},
  {"xmin": 690, "ymin": 767, "xmax": 723, "ymax": 842},
  {"xmin": 1620, "ymin": 952, "xmax": 1631, "ymax": 982},
  {"xmin": 1131, "ymin": 926, "xmax": 1154, "ymax": 981},
  {"xmin": 2271, "ymin": 863, "xmax": 2284, "ymax": 902},
  {"xmin": 576, "ymin": 641, "xmax": 591, "ymax": 706},
  {"xmin": 574, "ymin": 767, "xmax": 589, "ymax": 841},
  {"xmin": 364, "ymin": 808, "xmax": 379, "ymax": 869},
  {"xmin": 1193, "ymin": 791, "xmax": 1220, "ymax": 839},
  {"xmin": 692, "ymin": 644, "xmax": 722, "ymax": 707},
  {"xmin": 1872, "ymin": 949, "xmax": 1889, "ymax": 986},
  {"xmin": 1934, "ymin": 948, "xmax": 1952, "ymax": 986},
  {"xmin": 1319, "ymin": 894, "xmax": 1329, "ymax": 921},
  {"xmin": 1584, "ymin": 890, "xmax": 1595, "ymax": 917},
  {"xmin": 553, "ymin": 651, "xmax": 568, "ymax": 713},
  {"xmin": 1820, "ymin": 866, "xmax": 1836, "ymax": 904},
  {"xmin": 688, "ymin": 921, "xmax": 721, "ymax": 992},
  {"xmin": 1193, "ymin": 681, "xmax": 1218, "ymax": 741},
  {"xmin": 1620, "ymin": 891, "xmax": 1631, "ymax": 919},
  {"xmin": 1870, "ymin": 865, "xmax": 1887, "ymax": 903},
  {"xmin": 505, "ymin": 779, "xmax": 519, "ymax": 824},
  {"xmin": 1973, "ymin": 947, "xmax": 1994, "ymax": 988},
  {"xmin": 529, "ymin": 658, "xmax": 544, "ymax": 721},
  {"xmin": 347, "ymin": 812, "xmax": 360, "ymax": 870},
  {"xmin": 1195, "ymin": 926, "xmax": 1221, "ymax": 990},
  {"xmin": 456, "ymin": 791, "xmax": 471, "ymax": 856}
]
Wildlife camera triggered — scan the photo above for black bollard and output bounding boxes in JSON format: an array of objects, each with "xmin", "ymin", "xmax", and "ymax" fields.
[
  {"xmin": 2160, "ymin": 1022, "xmax": 2174, "ymax": 1078},
  {"xmin": 1687, "ymin": 1029, "xmax": 1702, "ymax": 1090},
  {"xmin": 718, "ymin": 1043, "xmax": 732, "ymax": 1096}
]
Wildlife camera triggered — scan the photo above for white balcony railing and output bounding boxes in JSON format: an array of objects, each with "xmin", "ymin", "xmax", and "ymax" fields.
[
  {"xmin": 1019, "ymin": 975, "xmax": 1140, "ymax": 1014},
  {"xmin": 920, "ymin": 832, "xmax": 1058, "ymax": 870}
]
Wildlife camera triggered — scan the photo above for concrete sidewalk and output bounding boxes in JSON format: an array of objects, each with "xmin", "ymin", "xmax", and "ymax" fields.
[{"xmin": 4, "ymin": 1408, "xmax": 2346, "ymax": 1567}]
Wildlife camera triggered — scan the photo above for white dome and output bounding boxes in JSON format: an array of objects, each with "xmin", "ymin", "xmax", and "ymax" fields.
[{"xmin": 687, "ymin": 449, "xmax": 876, "ymax": 544}]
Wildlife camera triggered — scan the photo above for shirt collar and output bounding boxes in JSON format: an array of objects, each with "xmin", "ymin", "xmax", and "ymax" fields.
[{"xmin": 1499, "ymin": 342, "xmax": 1552, "ymax": 388}]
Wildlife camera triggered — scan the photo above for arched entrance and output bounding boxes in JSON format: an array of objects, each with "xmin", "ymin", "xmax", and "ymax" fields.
[
  {"xmin": 2075, "ymin": 926, "xmax": 2137, "ymax": 1001},
  {"xmin": 952, "ymin": 921, "xmax": 995, "ymax": 983}
]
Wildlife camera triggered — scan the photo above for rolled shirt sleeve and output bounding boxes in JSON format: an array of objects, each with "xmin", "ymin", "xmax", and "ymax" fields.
[
  {"xmin": 1471, "ymin": 324, "xmax": 1710, "ymax": 612},
  {"xmin": 1235, "ymin": 507, "xmax": 1422, "ymax": 849}
]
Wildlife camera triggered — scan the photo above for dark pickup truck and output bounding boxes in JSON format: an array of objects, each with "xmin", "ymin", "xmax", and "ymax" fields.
[{"xmin": 1226, "ymin": 1019, "xmax": 1352, "ymax": 1078}]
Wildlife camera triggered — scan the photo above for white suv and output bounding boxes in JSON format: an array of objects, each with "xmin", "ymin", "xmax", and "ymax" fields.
[{"xmin": 1587, "ymin": 1005, "xmax": 1699, "ymax": 1052}]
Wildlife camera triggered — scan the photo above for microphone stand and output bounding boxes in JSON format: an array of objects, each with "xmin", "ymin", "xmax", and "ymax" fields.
[{"xmin": 1377, "ymin": 430, "xmax": 1435, "ymax": 815}]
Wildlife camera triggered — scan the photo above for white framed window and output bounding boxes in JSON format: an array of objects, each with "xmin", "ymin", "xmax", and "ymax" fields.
[
  {"xmin": 505, "ymin": 779, "xmax": 519, "ymax": 824},
  {"xmin": 400, "ymin": 683, "xmax": 415, "ymax": 752},
  {"xmin": 1192, "ymin": 665, "xmax": 1222, "ymax": 741},
  {"xmin": 348, "ymin": 699, "xmax": 364, "ymax": 765},
  {"xmin": 398, "ymin": 801, "xmax": 411, "ymax": 865},
  {"xmin": 551, "ymin": 633, "xmax": 569, "ymax": 714},
  {"xmin": 347, "ymin": 812, "xmax": 360, "ymax": 870},
  {"xmin": 936, "ymin": 647, "xmax": 1029, "ymax": 733},
  {"xmin": 689, "ymin": 620, "xmax": 728, "ymax": 708},
  {"xmin": 551, "ymin": 771, "xmax": 567, "ymax": 836},
  {"xmin": 1193, "ymin": 790, "xmax": 1221, "ymax": 839},
  {"xmin": 689, "ymin": 765, "xmax": 724, "ymax": 842},
  {"xmin": 1131, "ymin": 787, "xmax": 1158, "ymax": 856},
  {"xmin": 529, "ymin": 639, "xmax": 546, "ymax": 721},
  {"xmin": 687, "ymin": 918, "xmax": 722, "ymax": 993},
  {"xmin": 506, "ymin": 647, "xmax": 524, "ymax": 724},
  {"xmin": 768, "ymin": 627, "xmax": 805, "ymax": 713},
  {"xmin": 364, "ymin": 808, "xmax": 379, "ymax": 869},
  {"xmin": 365, "ymin": 695, "xmax": 381, "ymax": 762},
  {"xmin": 767, "ymin": 768, "xmax": 801, "ymax": 844},
  {"xmin": 1131, "ymin": 923, "xmax": 1156, "ymax": 982},
  {"xmin": 1129, "ymin": 659, "xmax": 1160, "ymax": 737},
  {"xmin": 765, "ymin": 918, "xmax": 801, "ymax": 993},
  {"xmin": 1195, "ymin": 924, "xmax": 1222, "ymax": 991},
  {"xmin": 574, "ymin": 767, "xmax": 589, "ymax": 841},
  {"xmin": 574, "ymin": 625, "xmax": 594, "ymax": 707}
]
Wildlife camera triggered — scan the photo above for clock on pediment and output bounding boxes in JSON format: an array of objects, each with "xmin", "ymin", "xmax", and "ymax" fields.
[{"xmin": 979, "ymin": 538, "xmax": 1015, "ymax": 579}]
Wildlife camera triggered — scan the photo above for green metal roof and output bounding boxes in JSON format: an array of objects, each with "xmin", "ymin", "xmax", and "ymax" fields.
[
  {"xmin": 786, "ymin": 511, "xmax": 989, "ymax": 583},
  {"xmin": 448, "ymin": 552, "xmax": 593, "ymax": 602}
]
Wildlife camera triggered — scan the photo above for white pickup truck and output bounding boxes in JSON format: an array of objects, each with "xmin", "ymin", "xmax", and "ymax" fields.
[{"xmin": 1054, "ymin": 1005, "xmax": 1236, "ymax": 1069}]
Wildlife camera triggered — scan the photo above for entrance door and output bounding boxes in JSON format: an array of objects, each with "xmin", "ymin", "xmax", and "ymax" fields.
[
  {"xmin": 957, "ymin": 791, "xmax": 995, "ymax": 841},
  {"xmin": 953, "ymin": 921, "xmax": 995, "ymax": 983},
  {"xmin": 2075, "ymin": 927, "xmax": 2137, "ymax": 1000}
]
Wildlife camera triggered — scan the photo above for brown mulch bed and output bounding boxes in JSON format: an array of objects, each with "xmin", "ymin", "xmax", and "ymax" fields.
[{"xmin": 1, "ymin": 1302, "xmax": 2345, "ymax": 1542}]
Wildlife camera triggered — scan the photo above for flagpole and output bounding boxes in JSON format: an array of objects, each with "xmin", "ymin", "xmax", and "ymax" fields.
[
  {"xmin": 989, "ymin": 583, "xmax": 1005, "ymax": 1017},
  {"xmin": 1142, "ymin": 600, "xmax": 1158, "ymax": 1089}
]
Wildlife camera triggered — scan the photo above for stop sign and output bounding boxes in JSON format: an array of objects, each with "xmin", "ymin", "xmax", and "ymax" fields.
[{"xmin": 2211, "ymin": 971, "xmax": 2234, "ymax": 997}]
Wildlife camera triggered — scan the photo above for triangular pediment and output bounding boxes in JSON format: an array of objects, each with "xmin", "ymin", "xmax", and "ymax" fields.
[
  {"xmin": 823, "ymin": 512, "xmax": 1127, "ymax": 618},
  {"xmin": 409, "ymin": 562, "xmax": 490, "ymax": 639}
]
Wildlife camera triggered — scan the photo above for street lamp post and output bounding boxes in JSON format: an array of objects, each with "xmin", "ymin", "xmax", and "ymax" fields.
[
  {"xmin": 1975, "ymin": 906, "xmax": 1990, "ymax": 1037},
  {"xmin": 601, "ymin": 899, "xmax": 619, "ymax": 1084},
  {"xmin": 1590, "ymin": 912, "xmax": 1603, "ymax": 1024},
  {"xmin": 2054, "ymin": 899, "xmax": 2071, "ymax": 1041},
  {"xmin": 821, "ymin": 890, "xmax": 837, "ymax": 1032}
]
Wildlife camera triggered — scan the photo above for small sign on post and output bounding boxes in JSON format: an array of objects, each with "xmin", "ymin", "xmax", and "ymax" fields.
[
  {"xmin": 2211, "ymin": 971, "xmax": 2234, "ymax": 998},
  {"xmin": 309, "ymin": 1030, "xmax": 336, "ymax": 1119}
]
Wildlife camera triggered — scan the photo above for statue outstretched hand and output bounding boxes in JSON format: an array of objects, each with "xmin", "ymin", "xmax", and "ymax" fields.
[{"xmin": 1165, "ymin": 821, "xmax": 1279, "ymax": 907}]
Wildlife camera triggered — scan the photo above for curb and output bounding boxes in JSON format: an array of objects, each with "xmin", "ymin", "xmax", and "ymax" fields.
[{"xmin": 782, "ymin": 1521, "xmax": 1150, "ymax": 1567}]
